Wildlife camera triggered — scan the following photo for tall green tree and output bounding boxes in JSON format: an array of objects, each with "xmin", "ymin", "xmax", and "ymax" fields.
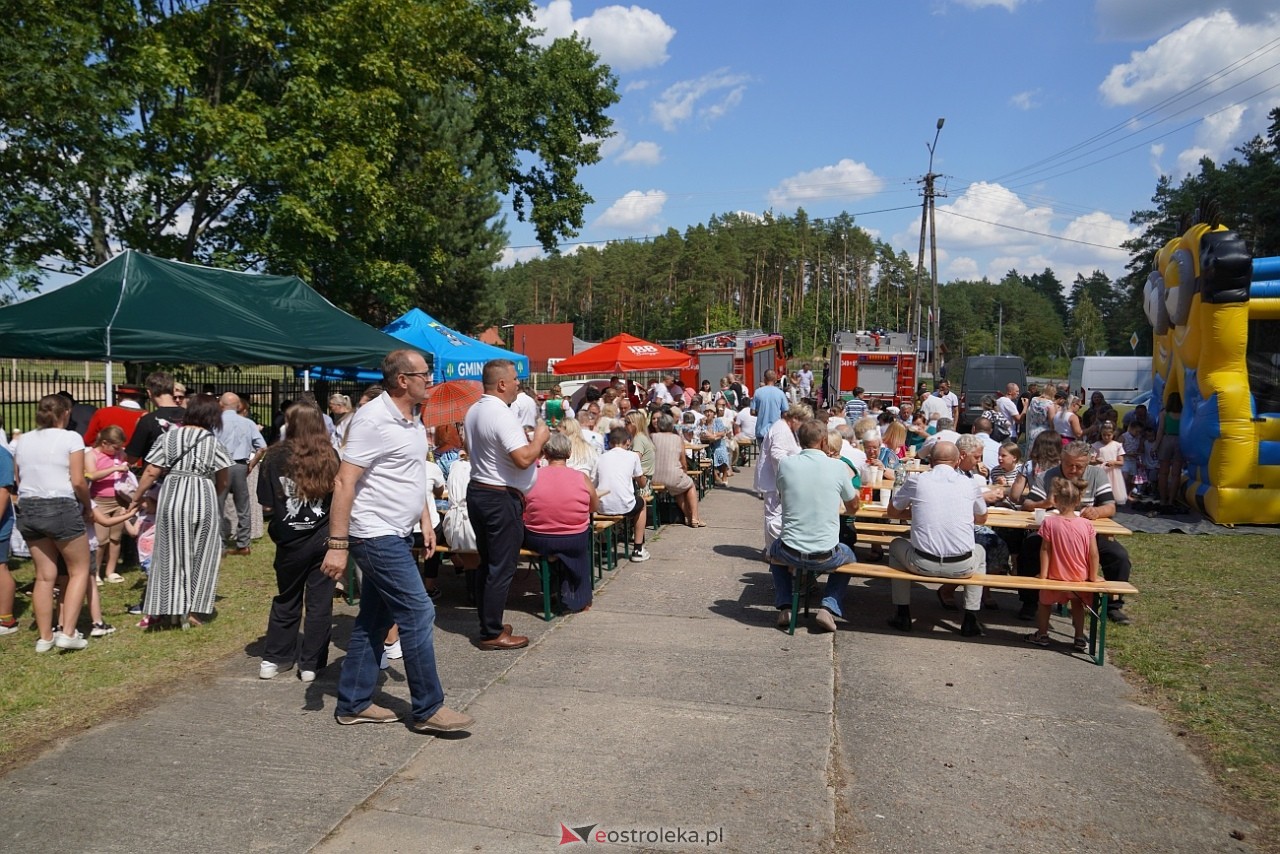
[{"xmin": 0, "ymin": 0, "xmax": 618, "ymax": 329}]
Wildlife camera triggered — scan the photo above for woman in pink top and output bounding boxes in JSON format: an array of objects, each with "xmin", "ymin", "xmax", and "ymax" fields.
[
  {"xmin": 523, "ymin": 432, "xmax": 599, "ymax": 613},
  {"xmin": 1027, "ymin": 478, "xmax": 1101, "ymax": 651}
]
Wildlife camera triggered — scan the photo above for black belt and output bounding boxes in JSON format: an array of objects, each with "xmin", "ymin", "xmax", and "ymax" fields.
[
  {"xmin": 234, "ymin": 458, "xmax": 250, "ymax": 464},
  {"xmin": 914, "ymin": 548, "xmax": 972, "ymax": 564},
  {"xmin": 781, "ymin": 542, "xmax": 835, "ymax": 561},
  {"xmin": 471, "ymin": 482, "xmax": 525, "ymax": 500}
]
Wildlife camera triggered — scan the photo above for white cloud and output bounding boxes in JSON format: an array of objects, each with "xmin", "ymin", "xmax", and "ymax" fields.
[
  {"xmin": 496, "ymin": 246, "xmax": 546, "ymax": 268},
  {"xmin": 596, "ymin": 189, "xmax": 667, "ymax": 230},
  {"xmin": 624, "ymin": 80, "xmax": 650, "ymax": 93},
  {"xmin": 617, "ymin": 140, "xmax": 662, "ymax": 165},
  {"xmin": 1099, "ymin": 11, "xmax": 1280, "ymax": 175},
  {"xmin": 530, "ymin": 1, "xmax": 674, "ymax": 72},
  {"xmin": 895, "ymin": 183, "xmax": 1136, "ymax": 282},
  {"xmin": 1094, "ymin": 0, "xmax": 1277, "ymax": 41},
  {"xmin": 1010, "ymin": 89, "xmax": 1041, "ymax": 110},
  {"xmin": 766, "ymin": 159, "xmax": 886, "ymax": 209},
  {"xmin": 651, "ymin": 69, "xmax": 751, "ymax": 131}
]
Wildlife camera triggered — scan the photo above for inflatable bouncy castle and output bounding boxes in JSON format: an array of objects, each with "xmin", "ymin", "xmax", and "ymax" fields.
[{"xmin": 1143, "ymin": 222, "xmax": 1280, "ymax": 524}]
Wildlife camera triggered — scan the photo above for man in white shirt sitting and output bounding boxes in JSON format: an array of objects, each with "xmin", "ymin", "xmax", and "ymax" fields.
[
  {"xmin": 884, "ymin": 441, "xmax": 988, "ymax": 637},
  {"xmin": 595, "ymin": 427, "xmax": 650, "ymax": 562}
]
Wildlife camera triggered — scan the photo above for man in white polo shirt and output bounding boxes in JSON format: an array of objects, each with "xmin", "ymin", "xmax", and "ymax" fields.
[
  {"xmin": 594, "ymin": 426, "xmax": 650, "ymax": 562},
  {"xmin": 321, "ymin": 349, "xmax": 472, "ymax": 733},
  {"xmin": 883, "ymin": 440, "xmax": 988, "ymax": 637},
  {"xmin": 465, "ymin": 359, "xmax": 550, "ymax": 650}
]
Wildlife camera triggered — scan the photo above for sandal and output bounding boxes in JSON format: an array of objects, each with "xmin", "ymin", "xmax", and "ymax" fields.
[
  {"xmin": 1073, "ymin": 636, "xmax": 1089, "ymax": 652},
  {"xmin": 1024, "ymin": 631, "xmax": 1051, "ymax": 647},
  {"xmin": 688, "ymin": 520, "xmax": 707, "ymax": 528}
]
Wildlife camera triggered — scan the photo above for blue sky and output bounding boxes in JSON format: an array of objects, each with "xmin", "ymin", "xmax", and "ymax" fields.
[{"xmin": 501, "ymin": 0, "xmax": 1280, "ymax": 286}]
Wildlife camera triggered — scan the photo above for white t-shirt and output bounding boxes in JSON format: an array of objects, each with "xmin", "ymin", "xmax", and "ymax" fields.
[
  {"xmin": 736, "ymin": 407, "xmax": 757, "ymax": 438},
  {"xmin": 14, "ymin": 428, "xmax": 85, "ymax": 499},
  {"xmin": 594, "ymin": 447, "xmax": 642, "ymax": 515},
  {"xmin": 650, "ymin": 382, "xmax": 672, "ymax": 404},
  {"xmin": 995, "ymin": 395, "xmax": 1021, "ymax": 436},
  {"xmin": 423, "ymin": 459, "xmax": 446, "ymax": 528},
  {"xmin": 464, "ymin": 393, "xmax": 538, "ymax": 494},
  {"xmin": 920, "ymin": 395, "xmax": 951, "ymax": 423},
  {"xmin": 581, "ymin": 428, "xmax": 605, "ymax": 455},
  {"xmin": 511, "ymin": 392, "xmax": 539, "ymax": 429},
  {"xmin": 341, "ymin": 393, "xmax": 429, "ymax": 538}
]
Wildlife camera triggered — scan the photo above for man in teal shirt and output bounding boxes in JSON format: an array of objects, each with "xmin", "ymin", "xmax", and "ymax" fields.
[{"xmin": 767, "ymin": 419, "xmax": 860, "ymax": 632}]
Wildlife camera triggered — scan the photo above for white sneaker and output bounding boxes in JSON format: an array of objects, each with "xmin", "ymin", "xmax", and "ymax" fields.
[
  {"xmin": 298, "ymin": 670, "xmax": 317, "ymax": 683},
  {"xmin": 106, "ymin": 573, "xmax": 125, "ymax": 584},
  {"xmin": 630, "ymin": 546, "xmax": 651, "ymax": 563},
  {"xmin": 259, "ymin": 661, "xmax": 279, "ymax": 680},
  {"xmin": 385, "ymin": 639, "xmax": 403, "ymax": 660},
  {"xmin": 54, "ymin": 631, "xmax": 89, "ymax": 650},
  {"xmin": 36, "ymin": 636, "xmax": 56, "ymax": 653},
  {"xmin": 90, "ymin": 622, "xmax": 116, "ymax": 637}
]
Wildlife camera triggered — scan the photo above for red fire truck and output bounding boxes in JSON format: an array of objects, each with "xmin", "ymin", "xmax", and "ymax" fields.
[
  {"xmin": 826, "ymin": 330, "xmax": 918, "ymax": 406},
  {"xmin": 674, "ymin": 330, "xmax": 789, "ymax": 393}
]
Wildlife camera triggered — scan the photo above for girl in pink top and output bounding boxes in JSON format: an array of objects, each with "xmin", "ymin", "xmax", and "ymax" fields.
[
  {"xmin": 85, "ymin": 425, "xmax": 131, "ymax": 583},
  {"xmin": 1028, "ymin": 478, "xmax": 1100, "ymax": 651}
]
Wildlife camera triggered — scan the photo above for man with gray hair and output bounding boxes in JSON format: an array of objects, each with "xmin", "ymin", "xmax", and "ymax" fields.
[
  {"xmin": 884, "ymin": 440, "xmax": 988, "ymax": 637},
  {"xmin": 920, "ymin": 416, "xmax": 960, "ymax": 461},
  {"xmin": 756, "ymin": 405, "xmax": 811, "ymax": 553},
  {"xmin": 214, "ymin": 392, "xmax": 266, "ymax": 556},
  {"xmin": 322, "ymin": 348, "xmax": 472, "ymax": 732}
]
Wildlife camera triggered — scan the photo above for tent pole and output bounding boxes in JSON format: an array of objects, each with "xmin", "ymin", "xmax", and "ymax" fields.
[
  {"xmin": 303, "ymin": 369, "xmax": 311, "ymax": 392},
  {"xmin": 105, "ymin": 362, "xmax": 114, "ymax": 406}
]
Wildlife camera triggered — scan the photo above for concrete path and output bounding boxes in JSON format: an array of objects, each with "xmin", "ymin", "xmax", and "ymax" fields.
[{"xmin": 0, "ymin": 478, "xmax": 1255, "ymax": 853}]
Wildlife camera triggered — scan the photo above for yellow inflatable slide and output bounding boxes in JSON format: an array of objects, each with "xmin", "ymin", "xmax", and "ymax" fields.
[{"xmin": 1143, "ymin": 224, "xmax": 1280, "ymax": 524}]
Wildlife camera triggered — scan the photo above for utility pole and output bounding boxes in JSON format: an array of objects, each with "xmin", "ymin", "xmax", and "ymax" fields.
[{"xmin": 912, "ymin": 118, "xmax": 946, "ymax": 378}]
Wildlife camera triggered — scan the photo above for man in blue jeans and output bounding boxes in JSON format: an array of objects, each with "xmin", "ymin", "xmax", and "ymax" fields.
[
  {"xmin": 767, "ymin": 419, "xmax": 860, "ymax": 632},
  {"xmin": 321, "ymin": 349, "xmax": 473, "ymax": 733}
]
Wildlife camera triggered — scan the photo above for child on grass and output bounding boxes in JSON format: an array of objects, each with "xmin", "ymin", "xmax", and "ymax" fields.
[
  {"xmin": 1027, "ymin": 478, "xmax": 1100, "ymax": 651},
  {"xmin": 85, "ymin": 427, "xmax": 132, "ymax": 583},
  {"xmin": 123, "ymin": 491, "xmax": 157, "ymax": 626},
  {"xmin": 1121, "ymin": 419, "xmax": 1143, "ymax": 500},
  {"xmin": 1091, "ymin": 421, "xmax": 1126, "ymax": 505}
]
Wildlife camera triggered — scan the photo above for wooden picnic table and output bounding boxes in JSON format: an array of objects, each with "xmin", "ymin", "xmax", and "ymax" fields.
[{"xmin": 852, "ymin": 504, "xmax": 1132, "ymax": 537}]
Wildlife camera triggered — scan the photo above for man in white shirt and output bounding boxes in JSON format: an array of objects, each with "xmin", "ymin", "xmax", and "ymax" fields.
[
  {"xmin": 797, "ymin": 363, "xmax": 814, "ymax": 399},
  {"xmin": 755, "ymin": 406, "xmax": 810, "ymax": 551},
  {"xmin": 920, "ymin": 389, "xmax": 951, "ymax": 424},
  {"xmin": 884, "ymin": 441, "xmax": 987, "ymax": 637},
  {"xmin": 970, "ymin": 417, "xmax": 1003, "ymax": 472},
  {"xmin": 595, "ymin": 427, "xmax": 650, "ymax": 562},
  {"xmin": 920, "ymin": 417, "xmax": 961, "ymax": 461},
  {"xmin": 935, "ymin": 380, "xmax": 960, "ymax": 422},
  {"xmin": 649, "ymin": 378, "xmax": 672, "ymax": 405},
  {"xmin": 464, "ymin": 359, "xmax": 550, "ymax": 650},
  {"xmin": 995, "ymin": 383, "xmax": 1023, "ymax": 440},
  {"xmin": 321, "ymin": 348, "xmax": 472, "ymax": 733},
  {"xmin": 214, "ymin": 392, "xmax": 266, "ymax": 555},
  {"xmin": 578, "ymin": 405, "xmax": 605, "ymax": 454},
  {"xmin": 511, "ymin": 381, "xmax": 539, "ymax": 429}
]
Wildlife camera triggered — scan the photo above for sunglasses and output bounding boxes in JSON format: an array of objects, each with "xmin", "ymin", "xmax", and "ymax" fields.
[{"xmin": 400, "ymin": 371, "xmax": 431, "ymax": 379}]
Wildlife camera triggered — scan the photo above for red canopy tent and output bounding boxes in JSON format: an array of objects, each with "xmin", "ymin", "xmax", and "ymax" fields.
[{"xmin": 551, "ymin": 333, "xmax": 692, "ymax": 375}]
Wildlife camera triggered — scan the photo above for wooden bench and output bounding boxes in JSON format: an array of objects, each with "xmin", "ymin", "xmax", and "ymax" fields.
[
  {"xmin": 785, "ymin": 561, "xmax": 1138, "ymax": 666},
  {"xmin": 592, "ymin": 518, "xmax": 622, "ymax": 578}
]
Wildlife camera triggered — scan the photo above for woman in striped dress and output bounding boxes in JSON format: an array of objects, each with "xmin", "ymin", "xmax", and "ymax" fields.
[{"xmin": 130, "ymin": 394, "xmax": 232, "ymax": 627}]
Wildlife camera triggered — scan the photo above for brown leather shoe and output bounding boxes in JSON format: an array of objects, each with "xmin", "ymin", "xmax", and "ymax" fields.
[
  {"xmin": 411, "ymin": 706, "xmax": 475, "ymax": 733},
  {"xmin": 226, "ymin": 547, "xmax": 251, "ymax": 556},
  {"xmin": 476, "ymin": 629, "xmax": 529, "ymax": 650}
]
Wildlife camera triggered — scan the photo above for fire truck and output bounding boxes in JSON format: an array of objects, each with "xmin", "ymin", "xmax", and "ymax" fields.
[
  {"xmin": 673, "ymin": 330, "xmax": 789, "ymax": 393},
  {"xmin": 826, "ymin": 330, "xmax": 918, "ymax": 406}
]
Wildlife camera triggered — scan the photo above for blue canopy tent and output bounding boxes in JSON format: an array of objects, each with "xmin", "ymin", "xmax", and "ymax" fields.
[{"xmin": 308, "ymin": 308, "xmax": 529, "ymax": 383}]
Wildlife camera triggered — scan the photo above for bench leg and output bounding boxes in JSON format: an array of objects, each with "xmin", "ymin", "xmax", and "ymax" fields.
[
  {"xmin": 539, "ymin": 557, "xmax": 555, "ymax": 621},
  {"xmin": 1094, "ymin": 593, "xmax": 1108, "ymax": 666}
]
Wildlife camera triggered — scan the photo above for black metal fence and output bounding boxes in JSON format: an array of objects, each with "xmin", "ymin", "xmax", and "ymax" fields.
[{"xmin": 0, "ymin": 362, "xmax": 373, "ymax": 436}]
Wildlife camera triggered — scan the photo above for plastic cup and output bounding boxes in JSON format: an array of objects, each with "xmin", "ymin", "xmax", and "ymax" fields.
[{"xmin": 1034, "ymin": 508, "xmax": 1046, "ymax": 526}]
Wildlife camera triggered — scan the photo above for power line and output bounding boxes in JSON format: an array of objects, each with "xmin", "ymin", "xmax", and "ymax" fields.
[{"xmin": 936, "ymin": 208, "xmax": 1129, "ymax": 251}]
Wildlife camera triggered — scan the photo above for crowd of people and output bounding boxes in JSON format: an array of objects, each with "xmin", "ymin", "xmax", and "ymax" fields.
[{"xmin": 0, "ymin": 353, "xmax": 1146, "ymax": 732}]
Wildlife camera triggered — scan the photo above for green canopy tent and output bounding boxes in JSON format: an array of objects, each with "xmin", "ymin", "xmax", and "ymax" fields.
[{"xmin": 0, "ymin": 251, "xmax": 416, "ymax": 399}]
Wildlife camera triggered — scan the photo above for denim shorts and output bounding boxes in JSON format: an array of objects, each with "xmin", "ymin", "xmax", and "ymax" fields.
[
  {"xmin": 16, "ymin": 497, "xmax": 86, "ymax": 543},
  {"xmin": 0, "ymin": 537, "xmax": 10, "ymax": 564}
]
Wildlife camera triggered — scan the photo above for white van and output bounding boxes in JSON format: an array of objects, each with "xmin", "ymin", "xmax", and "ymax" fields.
[{"xmin": 1068, "ymin": 356, "xmax": 1152, "ymax": 405}]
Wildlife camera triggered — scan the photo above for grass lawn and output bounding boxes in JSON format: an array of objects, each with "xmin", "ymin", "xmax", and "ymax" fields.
[
  {"xmin": 1111, "ymin": 532, "xmax": 1280, "ymax": 852},
  {"xmin": 0, "ymin": 545, "xmax": 280, "ymax": 771}
]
